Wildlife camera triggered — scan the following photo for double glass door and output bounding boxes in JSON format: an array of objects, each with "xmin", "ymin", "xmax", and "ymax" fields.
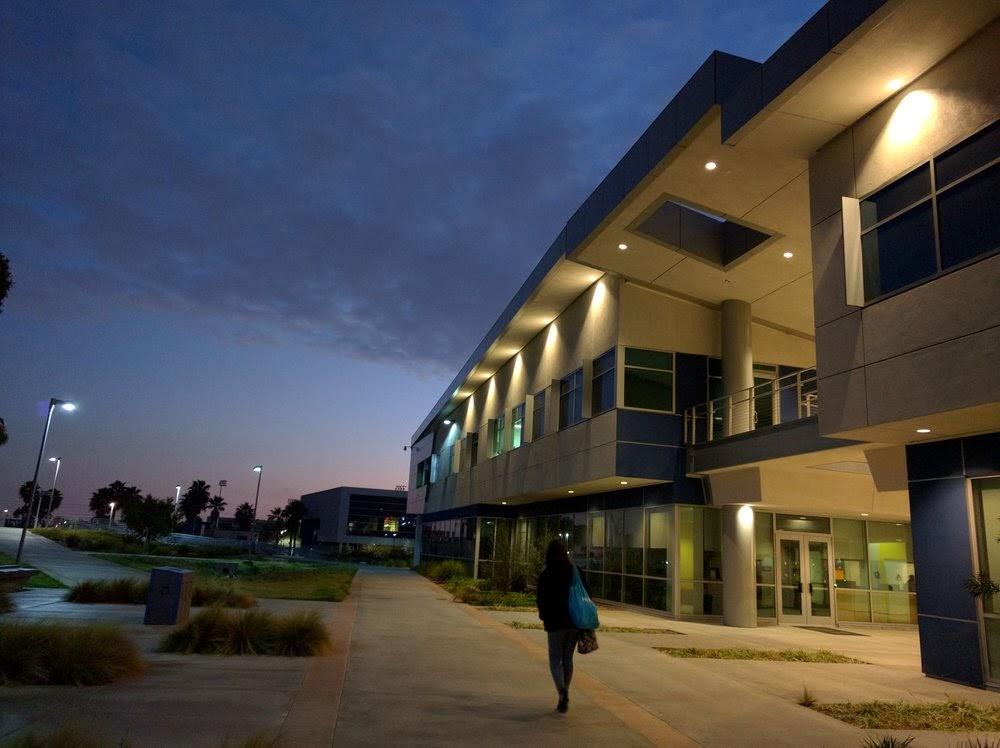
[{"xmin": 778, "ymin": 532, "xmax": 835, "ymax": 626}]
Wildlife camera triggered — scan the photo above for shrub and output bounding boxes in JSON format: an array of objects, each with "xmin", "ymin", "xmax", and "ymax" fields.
[
  {"xmin": 159, "ymin": 607, "xmax": 330, "ymax": 656},
  {"xmin": 464, "ymin": 590, "xmax": 536, "ymax": 608},
  {"xmin": 0, "ymin": 621, "xmax": 145, "ymax": 685},
  {"xmin": 67, "ymin": 578, "xmax": 255, "ymax": 608},
  {"xmin": 862, "ymin": 738, "xmax": 915, "ymax": 748},
  {"xmin": 449, "ymin": 577, "xmax": 488, "ymax": 602},
  {"xmin": 420, "ymin": 560, "xmax": 467, "ymax": 583},
  {"xmin": 798, "ymin": 687, "xmax": 817, "ymax": 707}
]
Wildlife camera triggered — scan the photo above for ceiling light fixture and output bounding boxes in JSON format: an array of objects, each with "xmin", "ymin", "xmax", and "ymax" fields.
[
  {"xmin": 861, "ymin": 513, "xmax": 869, "ymax": 517},
  {"xmin": 617, "ymin": 243, "xmax": 628, "ymax": 251},
  {"xmin": 704, "ymin": 161, "xmax": 717, "ymax": 171},
  {"xmin": 916, "ymin": 428, "xmax": 931, "ymax": 434},
  {"xmin": 443, "ymin": 419, "xmax": 452, "ymax": 426},
  {"xmin": 501, "ymin": 501, "xmax": 507, "ymax": 505},
  {"xmin": 619, "ymin": 480, "xmax": 629, "ymax": 486},
  {"xmin": 783, "ymin": 251, "xmax": 794, "ymax": 259},
  {"xmin": 567, "ymin": 490, "xmax": 575, "ymax": 494},
  {"xmin": 886, "ymin": 78, "xmax": 904, "ymax": 93}
]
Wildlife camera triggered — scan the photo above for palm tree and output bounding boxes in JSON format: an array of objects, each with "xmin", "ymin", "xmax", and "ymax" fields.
[
  {"xmin": 234, "ymin": 502, "xmax": 255, "ymax": 531},
  {"xmin": 179, "ymin": 480, "xmax": 211, "ymax": 528},
  {"xmin": 89, "ymin": 481, "xmax": 142, "ymax": 519},
  {"xmin": 280, "ymin": 500, "xmax": 307, "ymax": 557},
  {"xmin": 265, "ymin": 506, "xmax": 285, "ymax": 544},
  {"xmin": 207, "ymin": 495, "xmax": 227, "ymax": 531},
  {"xmin": 0, "ymin": 417, "xmax": 8, "ymax": 447}
]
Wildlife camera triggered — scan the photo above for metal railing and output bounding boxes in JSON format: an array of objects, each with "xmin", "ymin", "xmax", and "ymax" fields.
[{"xmin": 684, "ymin": 368, "xmax": 818, "ymax": 445}]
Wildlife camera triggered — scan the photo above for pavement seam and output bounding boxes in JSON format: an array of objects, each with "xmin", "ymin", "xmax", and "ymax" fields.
[{"xmin": 435, "ymin": 578, "xmax": 701, "ymax": 748}]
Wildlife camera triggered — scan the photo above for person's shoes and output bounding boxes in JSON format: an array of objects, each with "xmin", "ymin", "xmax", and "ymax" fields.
[{"xmin": 557, "ymin": 689, "xmax": 569, "ymax": 713}]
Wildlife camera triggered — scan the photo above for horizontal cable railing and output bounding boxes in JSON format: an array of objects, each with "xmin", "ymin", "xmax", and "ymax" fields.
[{"xmin": 684, "ymin": 368, "xmax": 818, "ymax": 446}]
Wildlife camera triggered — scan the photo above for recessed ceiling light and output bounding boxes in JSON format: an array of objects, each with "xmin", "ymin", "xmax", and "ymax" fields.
[
  {"xmin": 443, "ymin": 419, "xmax": 452, "ymax": 425},
  {"xmin": 861, "ymin": 513, "xmax": 869, "ymax": 517},
  {"xmin": 783, "ymin": 251, "xmax": 794, "ymax": 259},
  {"xmin": 916, "ymin": 428, "xmax": 931, "ymax": 433},
  {"xmin": 886, "ymin": 78, "xmax": 904, "ymax": 92},
  {"xmin": 704, "ymin": 161, "xmax": 717, "ymax": 171},
  {"xmin": 617, "ymin": 243, "xmax": 628, "ymax": 251},
  {"xmin": 567, "ymin": 490, "xmax": 575, "ymax": 494},
  {"xmin": 619, "ymin": 480, "xmax": 629, "ymax": 486},
  {"xmin": 501, "ymin": 501, "xmax": 507, "ymax": 505}
]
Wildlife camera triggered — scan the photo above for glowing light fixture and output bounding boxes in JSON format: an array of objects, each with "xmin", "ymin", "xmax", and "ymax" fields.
[
  {"xmin": 782, "ymin": 251, "xmax": 794, "ymax": 259},
  {"xmin": 887, "ymin": 90, "xmax": 936, "ymax": 145},
  {"xmin": 617, "ymin": 243, "xmax": 628, "ymax": 251},
  {"xmin": 443, "ymin": 419, "xmax": 452, "ymax": 426},
  {"xmin": 916, "ymin": 428, "xmax": 931, "ymax": 434},
  {"xmin": 60, "ymin": 402, "xmax": 77, "ymax": 412},
  {"xmin": 861, "ymin": 512, "xmax": 869, "ymax": 517},
  {"xmin": 501, "ymin": 501, "xmax": 508, "ymax": 505},
  {"xmin": 886, "ymin": 78, "xmax": 904, "ymax": 92},
  {"xmin": 737, "ymin": 505, "xmax": 754, "ymax": 528},
  {"xmin": 704, "ymin": 161, "xmax": 717, "ymax": 171},
  {"xmin": 619, "ymin": 480, "xmax": 628, "ymax": 486},
  {"xmin": 567, "ymin": 490, "xmax": 575, "ymax": 494}
]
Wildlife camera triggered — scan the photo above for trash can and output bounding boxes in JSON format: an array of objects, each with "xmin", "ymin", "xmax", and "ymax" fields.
[{"xmin": 144, "ymin": 567, "xmax": 194, "ymax": 625}]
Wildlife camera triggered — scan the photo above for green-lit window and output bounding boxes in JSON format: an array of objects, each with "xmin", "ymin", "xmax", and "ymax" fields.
[
  {"xmin": 624, "ymin": 348, "xmax": 674, "ymax": 412},
  {"xmin": 490, "ymin": 414, "xmax": 505, "ymax": 458},
  {"xmin": 510, "ymin": 404, "xmax": 524, "ymax": 449}
]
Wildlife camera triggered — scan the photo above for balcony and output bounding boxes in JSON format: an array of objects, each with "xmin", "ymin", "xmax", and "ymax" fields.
[{"xmin": 684, "ymin": 368, "xmax": 818, "ymax": 446}]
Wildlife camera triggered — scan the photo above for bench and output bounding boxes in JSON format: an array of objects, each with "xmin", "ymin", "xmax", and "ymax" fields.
[{"xmin": 0, "ymin": 565, "xmax": 38, "ymax": 592}]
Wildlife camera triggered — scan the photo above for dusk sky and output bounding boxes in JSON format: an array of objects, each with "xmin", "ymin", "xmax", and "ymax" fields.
[{"xmin": 0, "ymin": 0, "xmax": 822, "ymax": 520}]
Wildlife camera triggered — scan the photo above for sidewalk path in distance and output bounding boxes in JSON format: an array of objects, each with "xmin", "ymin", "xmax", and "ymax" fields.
[
  {"xmin": 0, "ymin": 527, "xmax": 144, "ymax": 585},
  {"xmin": 333, "ymin": 567, "xmax": 693, "ymax": 747}
]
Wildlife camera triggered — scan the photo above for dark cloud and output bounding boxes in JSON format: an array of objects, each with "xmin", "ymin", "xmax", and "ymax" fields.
[{"xmin": 1, "ymin": 0, "xmax": 817, "ymax": 376}]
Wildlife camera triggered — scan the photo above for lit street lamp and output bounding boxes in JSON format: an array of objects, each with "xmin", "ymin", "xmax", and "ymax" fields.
[
  {"xmin": 251, "ymin": 465, "xmax": 263, "ymax": 552},
  {"xmin": 174, "ymin": 485, "xmax": 182, "ymax": 505},
  {"xmin": 35, "ymin": 456, "xmax": 62, "ymax": 528},
  {"xmin": 109, "ymin": 501, "xmax": 117, "ymax": 526},
  {"xmin": 16, "ymin": 399, "xmax": 76, "ymax": 563}
]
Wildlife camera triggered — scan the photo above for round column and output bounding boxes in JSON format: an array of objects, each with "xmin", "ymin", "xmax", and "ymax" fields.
[{"xmin": 722, "ymin": 504, "xmax": 757, "ymax": 627}]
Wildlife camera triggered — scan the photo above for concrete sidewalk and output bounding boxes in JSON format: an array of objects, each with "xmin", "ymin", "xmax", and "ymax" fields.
[
  {"xmin": 332, "ymin": 567, "xmax": 692, "ymax": 746},
  {"xmin": 0, "ymin": 527, "xmax": 144, "ymax": 585}
]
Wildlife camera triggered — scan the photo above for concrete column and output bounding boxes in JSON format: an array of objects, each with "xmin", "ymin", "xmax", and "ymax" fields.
[
  {"xmin": 721, "ymin": 504, "xmax": 756, "ymax": 628},
  {"xmin": 721, "ymin": 299, "xmax": 753, "ymax": 435}
]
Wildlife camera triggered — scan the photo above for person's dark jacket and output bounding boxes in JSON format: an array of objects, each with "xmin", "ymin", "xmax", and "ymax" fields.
[{"xmin": 536, "ymin": 564, "xmax": 589, "ymax": 632}]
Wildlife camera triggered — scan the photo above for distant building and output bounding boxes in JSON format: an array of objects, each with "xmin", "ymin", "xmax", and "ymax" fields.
[{"xmin": 300, "ymin": 486, "xmax": 413, "ymax": 547}]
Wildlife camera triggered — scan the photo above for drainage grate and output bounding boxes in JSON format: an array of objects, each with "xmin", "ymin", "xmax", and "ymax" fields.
[{"xmin": 796, "ymin": 626, "xmax": 866, "ymax": 636}]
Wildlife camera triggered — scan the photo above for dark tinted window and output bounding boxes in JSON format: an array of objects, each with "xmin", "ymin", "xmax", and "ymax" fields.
[
  {"xmin": 861, "ymin": 202, "xmax": 936, "ymax": 300},
  {"xmin": 860, "ymin": 164, "xmax": 930, "ymax": 230},
  {"xmin": 938, "ymin": 163, "xmax": 1000, "ymax": 269},
  {"xmin": 559, "ymin": 369, "xmax": 584, "ymax": 429},
  {"xmin": 532, "ymin": 391, "xmax": 545, "ymax": 440},
  {"xmin": 936, "ymin": 119, "xmax": 1000, "ymax": 189},
  {"xmin": 624, "ymin": 348, "xmax": 674, "ymax": 412},
  {"xmin": 591, "ymin": 349, "xmax": 616, "ymax": 415}
]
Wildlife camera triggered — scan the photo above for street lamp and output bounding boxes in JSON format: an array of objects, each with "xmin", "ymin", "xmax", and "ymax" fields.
[
  {"xmin": 174, "ymin": 485, "xmax": 182, "ymax": 505},
  {"xmin": 250, "ymin": 465, "xmax": 263, "ymax": 552},
  {"xmin": 35, "ymin": 456, "xmax": 62, "ymax": 528},
  {"xmin": 109, "ymin": 501, "xmax": 117, "ymax": 526},
  {"xmin": 17, "ymin": 399, "xmax": 76, "ymax": 563}
]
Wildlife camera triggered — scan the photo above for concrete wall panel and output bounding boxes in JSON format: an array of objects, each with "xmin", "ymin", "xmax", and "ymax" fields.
[{"xmin": 815, "ymin": 310, "xmax": 864, "ymax": 376}]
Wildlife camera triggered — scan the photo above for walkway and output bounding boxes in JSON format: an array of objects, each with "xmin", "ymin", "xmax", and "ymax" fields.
[{"xmin": 0, "ymin": 527, "xmax": 144, "ymax": 585}]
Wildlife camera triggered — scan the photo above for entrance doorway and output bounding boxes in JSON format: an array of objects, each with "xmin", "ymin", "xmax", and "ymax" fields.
[{"xmin": 777, "ymin": 532, "xmax": 835, "ymax": 626}]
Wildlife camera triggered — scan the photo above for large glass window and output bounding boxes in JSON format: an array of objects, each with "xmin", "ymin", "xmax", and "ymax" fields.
[
  {"xmin": 868, "ymin": 521, "xmax": 915, "ymax": 624},
  {"xmin": 531, "ymin": 391, "xmax": 545, "ymax": 441},
  {"xmin": 592, "ymin": 349, "xmax": 616, "ymax": 415},
  {"xmin": 490, "ymin": 414, "xmax": 505, "ymax": 458},
  {"xmin": 511, "ymin": 404, "xmax": 524, "ymax": 450},
  {"xmin": 624, "ymin": 508, "xmax": 644, "ymax": 576},
  {"xmin": 833, "ymin": 518, "xmax": 871, "ymax": 623},
  {"xmin": 646, "ymin": 508, "xmax": 672, "ymax": 577},
  {"xmin": 624, "ymin": 348, "xmax": 674, "ymax": 412},
  {"xmin": 975, "ymin": 478, "xmax": 1000, "ymax": 681},
  {"xmin": 588, "ymin": 513, "xmax": 605, "ymax": 571},
  {"xmin": 605, "ymin": 509, "xmax": 624, "ymax": 575},
  {"xmin": 559, "ymin": 370, "xmax": 584, "ymax": 429},
  {"xmin": 858, "ymin": 119, "xmax": 999, "ymax": 302},
  {"xmin": 678, "ymin": 506, "xmax": 723, "ymax": 616},
  {"xmin": 755, "ymin": 512, "xmax": 775, "ymax": 618}
]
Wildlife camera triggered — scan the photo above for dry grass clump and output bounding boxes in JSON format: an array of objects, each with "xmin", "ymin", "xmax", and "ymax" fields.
[
  {"xmin": 0, "ymin": 621, "xmax": 145, "ymax": 685},
  {"xmin": 507, "ymin": 620, "xmax": 681, "ymax": 634},
  {"xmin": 158, "ymin": 606, "xmax": 330, "ymax": 656},
  {"xmin": 67, "ymin": 578, "xmax": 254, "ymax": 608},
  {"xmin": 814, "ymin": 700, "xmax": 1000, "ymax": 731},
  {"xmin": 656, "ymin": 647, "xmax": 865, "ymax": 663}
]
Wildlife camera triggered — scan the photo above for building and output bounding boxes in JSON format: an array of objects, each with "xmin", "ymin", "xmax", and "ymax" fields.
[
  {"xmin": 300, "ymin": 486, "xmax": 413, "ymax": 548},
  {"xmin": 407, "ymin": 0, "xmax": 1000, "ymax": 686}
]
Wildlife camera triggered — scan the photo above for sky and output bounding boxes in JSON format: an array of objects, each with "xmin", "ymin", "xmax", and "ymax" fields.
[{"xmin": 0, "ymin": 0, "xmax": 823, "ymax": 520}]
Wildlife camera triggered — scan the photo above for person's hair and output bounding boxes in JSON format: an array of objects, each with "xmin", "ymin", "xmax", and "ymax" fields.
[{"xmin": 545, "ymin": 538, "xmax": 571, "ymax": 571}]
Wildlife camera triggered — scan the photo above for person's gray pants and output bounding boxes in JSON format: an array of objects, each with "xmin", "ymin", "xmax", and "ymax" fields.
[{"xmin": 546, "ymin": 628, "xmax": 579, "ymax": 693}]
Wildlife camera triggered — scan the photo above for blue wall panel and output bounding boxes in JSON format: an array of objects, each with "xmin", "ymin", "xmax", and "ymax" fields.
[{"xmin": 916, "ymin": 616, "xmax": 984, "ymax": 687}]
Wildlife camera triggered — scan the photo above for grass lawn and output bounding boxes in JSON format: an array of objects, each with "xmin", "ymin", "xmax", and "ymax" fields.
[
  {"xmin": 0, "ymin": 552, "xmax": 66, "ymax": 589},
  {"xmin": 94, "ymin": 554, "xmax": 356, "ymax": 601},
  {"xmin": 656, "ymin": 647, "xmax": 865, "ymax": 663},
  {"xmin": 813, "ymin": 700, "xmax": 1000, "ymax": 731},
  {"xmin": 508, "ymin": 621, "xmax": 683, "ymax": 634}
]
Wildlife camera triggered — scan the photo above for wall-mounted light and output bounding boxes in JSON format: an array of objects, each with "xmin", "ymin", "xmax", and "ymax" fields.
[
  {"xmin": 885, "ymin": 78, "xmax": 904, "ymax": 93},
  {"xmin": 887, "ymin": 90, "xmax": 936, "ymax": 145}
]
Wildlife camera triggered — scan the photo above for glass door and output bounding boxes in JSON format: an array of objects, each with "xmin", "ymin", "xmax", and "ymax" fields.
[{"xmin": 777, "ymin": 532, "xmax": 836, "ymax": 626}]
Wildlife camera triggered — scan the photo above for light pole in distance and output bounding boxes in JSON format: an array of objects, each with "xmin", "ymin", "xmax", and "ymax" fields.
[
  {"xmin": 109, "ymin": 501, "xmax": 117, "ymax": 527},
  {"xmin": 174, "ymin": 485, "xmax": 181, "ymax": 505},
  {"xmin": 16, "ymin": 399, "xmax": 76, "ymax": 563},
  {"xmin": 251, "ymin": 465, "xmax": 263, "ymax": 551},
  {"xmin": 38, "ymin": 456, "xmax": 62, "ymax": 528}
]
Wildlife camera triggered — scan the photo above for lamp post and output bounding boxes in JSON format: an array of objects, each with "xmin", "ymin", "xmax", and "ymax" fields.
[
  {"xmin": 36, "ymin": 456, "xmax": 62, "ymax": 528},
  {"xmin": 109, "ymin": 501, "xmax": 117, "ymax": 527},
  {"xmin": 174, "ymin": 485, "xmax": 181, "ymax": 505},
  {"xmin": 16, "ymin": 399, "xmax": 76, "ymax": 563},
  {"xmin": 251, "ymin": 465, "xmax": 263, "ymax": 552}
]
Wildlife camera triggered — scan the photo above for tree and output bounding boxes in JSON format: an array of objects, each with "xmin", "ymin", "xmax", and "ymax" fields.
[
  {"xmin": 0, "ymin": 252, "xmax": 11, "ymax": 314},
  {"xmin": 179, "ymin": 480, "xmax": 211, "ymax": 526},
  {"xmin": 0, "ymin": 418, "xmax": 7, "ymax": 447},
  {"xmin": 280, "ymin": 500, "xmax": 307, "ymax": 556},
  {"xmin": 35, "ymin": 488, "xmax": 63, "ymax": 524},
  {"xmin": 207, "ymin": 495, "xmax": 227, "ymax": 531},
  {"xmin": 89, "ymin": 481, "xmax": 142, "ymax": 519},
  {"xmin": 13, "ymin": 481, "xmax": 61, "ymax": 523},
  {"xmin": 14, "ymin": 480, "xmax": 41, "ymax": 519},
  {"xmin": 234, "ymin": 502, "xmax": 255, "ymax": 530},
  {"xmin": 122, "ymin": 494, "xmax": 175, "ymax": 545}
]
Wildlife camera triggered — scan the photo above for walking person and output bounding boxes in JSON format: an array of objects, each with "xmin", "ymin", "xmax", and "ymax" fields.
[{"xmin": 536, "ymin": 537, "xmax": 596, "ymax": 713}]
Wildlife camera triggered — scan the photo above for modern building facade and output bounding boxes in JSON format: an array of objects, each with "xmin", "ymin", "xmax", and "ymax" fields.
[
  {"xmin": 300, "ymin": 486, "xmax": 413, "ymax": 548},
  {"xmin": 408, "ymin": 0, "xmax": 1000, "ymax": 687}
]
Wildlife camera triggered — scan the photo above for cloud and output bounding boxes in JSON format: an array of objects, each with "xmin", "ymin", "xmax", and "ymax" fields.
[{"xmin": 0, "ymin": 0, "xmax": 817, "ymax": 376}]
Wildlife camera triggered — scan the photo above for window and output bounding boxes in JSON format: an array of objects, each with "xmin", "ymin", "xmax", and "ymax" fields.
[
  {"xmin": 531, "ymin": 391, "xmax": 545, "ymax": 440},
  {"xmin": 468, "ymin": 433, "xmax": 479, "ymax": 466},
  {"xmin": 591, "ymin": 349, "xmax": 616, "ymax": 415},
  {"xmin": 858, "ymin": 119, "xmax": 999, "ymax": 301},
  {"xmin": 510, "ymin": 404, "xmax": 524, "ymax": 449},
  {"xmin": 624, "ymin": 348, "xmax": 674, "ymax": 411},
  {"xmin": 974, "ymin": 478, "xmax": 1000, "ymax": 680},
  {"xmin": 415, "ymin": 458, "xmax": 431, "ymax": 488},
  {"xmin": 559, "ymin": 369, "xmax": 584, "ymax": 429},
  {"xmin": 755, "ymin": 512, "xmax": 775, "ymax": 618},
  {"xmin": 490, "ymin": 414, "xmax": 505, "ymax": 458}
]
